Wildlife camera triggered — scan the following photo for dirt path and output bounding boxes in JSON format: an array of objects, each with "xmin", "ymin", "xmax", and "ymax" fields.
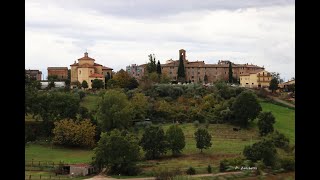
[
  {"xmin": 267, "ymin": 95, "xmax": 295, "ymax": 108},
  {"xmin": 84, "ymin": 171, "xmax": 244, "ymax": 180}
]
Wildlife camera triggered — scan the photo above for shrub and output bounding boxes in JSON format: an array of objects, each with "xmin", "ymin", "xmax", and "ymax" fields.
[
  {"xmin": 257, "ymin": 112, "xmax": 276, "ymax": 136},
  {"xmin": 265, "ymin": 131, "xmax": 290, "ymax": 150},
  {"xmin": 193, "ymin": 120, "xmax": 199, "ymax": 128},
  {"xmin": 243, "ymin": 140, "xmax": 277, "ymax": 166},
  {"xmin": 52, "ymin": 119, "xmax": 96, "ymax": 148},
  {"xmin": 219, "ymin": 157, "xmax": 244, "ymax": 172},
  {"xmin": 166, "ymin": 124, "xmax": 186, "ymax": 156},
  {"xmin": 280, "ymin": 157, "xmax": 295, "ymax": 171},
  {"xmin": 207, "ymin": 165, "xmax": 212, "ymax": 173},
  {"xmin": 186, "ymin": 167, "xmax": 196, "ymax": 175}
]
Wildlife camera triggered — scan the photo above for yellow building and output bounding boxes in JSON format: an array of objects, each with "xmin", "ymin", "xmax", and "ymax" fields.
[
  {"xmin": 240, "ymin": 69, "xmax": 272, "ymax": 88},
  {"xmin": 70, "ymin": 52, "xmax": 113, "ymax": 89}
]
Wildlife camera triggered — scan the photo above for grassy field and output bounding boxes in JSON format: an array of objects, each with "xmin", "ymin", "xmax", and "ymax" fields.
[
  {"xmin": 25, "ymin": 143, "xmax": 93, "ymax": 164},
  {"xmin": 80, "ymin": 94, "xmax": 101, "ymax": 111},
  {"xmin": 259, "ymin": 101, "xmax": 295, "ymax": 143},
  {"xmin": 25, "ymin": 94, "xmax": 294, "ymax": 176}
]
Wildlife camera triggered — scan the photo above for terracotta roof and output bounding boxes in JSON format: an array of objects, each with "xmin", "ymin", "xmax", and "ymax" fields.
[
  {"xmin": 47, "ymin": 67, "xmax": 68, "ymax": 70},
  {"xmin": 78, "ymin": 56, "xmax": 95, "ymax": 61},
  {"xmin": 70, "ymin": 63, "xmax": 79, "ymax": 66},
  {"xmin": 102, "ymin": 66, "xmax": 113, "ymax": 70},
  {"xmin": 89, "ymin": 73, "xmax": 104, "ymax": 78},
  {"xmin": 94, "ymin": 63, "xmax": 103, "ymax": 66}
]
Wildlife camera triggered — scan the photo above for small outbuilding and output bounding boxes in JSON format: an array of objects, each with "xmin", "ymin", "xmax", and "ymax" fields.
[{"xmin": 69, "ymin": 163, "xmax": 95, "ymax": 176}]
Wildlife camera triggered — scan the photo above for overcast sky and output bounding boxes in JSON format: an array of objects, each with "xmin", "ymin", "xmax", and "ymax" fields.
[{"xmin": 26, "ymin": 0, "xmax": 295, "ymax": 81}]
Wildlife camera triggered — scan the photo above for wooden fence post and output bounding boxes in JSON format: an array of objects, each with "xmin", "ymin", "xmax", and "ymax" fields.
[
  {"xmin": 29, "ymin": 175, "xmax": 31, "ymax": 180},
  {"xmin": 40, "ymin": 174, "xmax": 41, "ymax": 179}
]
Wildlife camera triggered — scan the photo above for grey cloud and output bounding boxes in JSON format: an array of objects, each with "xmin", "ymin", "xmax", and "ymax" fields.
[{"xmin": 31, "ymin": 0, "xmax": 294, "ymax": 18}]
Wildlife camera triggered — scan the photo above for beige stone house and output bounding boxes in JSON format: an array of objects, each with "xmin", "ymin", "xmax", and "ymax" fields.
[
  {"xmin": 239, "ymin": 69, "xmax": 272, "ymax": 88},
  {"xmin": 70, "ymin": 52, "xmax": 113, "ymax": 89}
]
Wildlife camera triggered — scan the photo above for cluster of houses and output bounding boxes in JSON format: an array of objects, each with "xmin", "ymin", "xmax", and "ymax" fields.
[{"xmin": 26, "ymin": 49, "xmax": 294, "ymax": 90}]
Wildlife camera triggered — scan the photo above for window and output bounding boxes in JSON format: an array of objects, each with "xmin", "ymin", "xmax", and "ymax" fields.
[
  {"xmin": 192, "ymin": 76, "xmax": 194, "ymax": 78},
  {"xmin": 225, "ymin": 72, "xmax": 226, "ymax": 74},
  {"xmin": 91, "ymin": 80, "xmax": 93, "ymax": 82},
  {"xmin": 246, "ymin": 83, "xmax": 248, "ymax": 84},
  {"xmin": 62, "ymin": 76, "xmax": 63, "ymax": 78},
  {"xmin": 252, "ymin": 83, "xmax": 254, "ymax": 85},
  {"xmin": 79, "ymin": 70, "xmax": 81, "ymax": 74},
  {"xmin": 90, "ymin": 70, "xmax": 93, "ymax": 74},
  {"xmin": 170, "ymin": 72, "xmax": 172, "ymax": 74},
  {"xmin": 198, "ymin": 72, "xmax": 200, "ymax": 74}
]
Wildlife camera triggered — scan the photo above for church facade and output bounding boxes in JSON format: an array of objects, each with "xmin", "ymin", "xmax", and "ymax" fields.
[{"xmin": 70, "ymin": 52, "xmax": 113, "ymax": 89}]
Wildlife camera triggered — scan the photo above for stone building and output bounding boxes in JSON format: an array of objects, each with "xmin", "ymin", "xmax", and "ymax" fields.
[
  {"xmin": 126, "ymin": 64, "xmax": 145, "ymax": 80},
  {"xmin": 239, "ymin": 69, "xmax": 272, "ymax": 88},
  {"xmin": 160, "ymin": 49, "xmax": 265, "ymax": 83},
  {"xmin": 70, "ymin": 52, "xmax": 113, "ymax": 89},
  {"xmin": 47, "ymin": 67, "xmax": 68, "ymax": 80},
  {"xmin": 25, "ymin": 69, "xmax": 42, "ymax": 81}
]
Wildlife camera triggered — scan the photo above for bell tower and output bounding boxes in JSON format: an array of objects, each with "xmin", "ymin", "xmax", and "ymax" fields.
[{"xmin": 179, "ymin": 49, "xmax": 186, "ymax": 61}]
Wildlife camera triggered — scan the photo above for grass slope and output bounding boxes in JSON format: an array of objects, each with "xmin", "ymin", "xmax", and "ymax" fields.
[{"xmin": 260, "ymin": 101, "xmax": 295, "ymax": 143}]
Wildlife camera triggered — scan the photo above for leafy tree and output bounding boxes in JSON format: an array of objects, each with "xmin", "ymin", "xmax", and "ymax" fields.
[
  {"xmin": 105, "ymin": 72, "xmax": 111, "ymax": 88},
  {"xmin": 92, "ymin": 129, "xmax": 140, "ymax": 175},
  {"xmin": 147, "ymin": 54, "xmax": 157, "ymax": 73},
  {"xmin": 78, "ymin": 106, "xmax": 91, "ymax": 120},
  {"xmin": 228, "ymin": 62, "xmax": 233, "ymax": 83},
  {"xmin": 52, "ymin": 119, "xmax": 96, "ymax": 148},
  {"xmin": 166, "ymin": 124, "xmax": 185, "ymax": 156},
  {"xmin": 257, "ymin": 112, "xmax": 276, "ymax": 136},
  {"xmin": 204, "ymin": 74, "xmax": 208, "ymax": 84},
  {"xmin": 231, "ymin": 91, "xmax": 262, "ymax": 127},
  {"xmin": 140, "ymin": 126, "xmax": 168, "ymax": 159},
  {"xmin": 194, "ymin": 128, "xmax": 212, "ymax": 153},
  {"xmin": 65, "ymin": 79, "xmax": 71, "ymax": 90},
  {"xmin": 81, "ymin": 80, "xmax": 88, "ymax": 89},
  {"xmin": 243, "ymin": 139, "xmax": 277, "ymax": 166},
  {"xmin": 130, "ymin": 93, "xmax": 148, "ymax": 120},
  {"xmin": 269, "ymin": 78, "xmax": 279, "ymax": 93},
  {"xmin": 157, "ymin": 60, "xmax": 162, "ymax": 75},
  {"xmin": 48, "ymin": 75, "xmax": 58, "ymax": 81},
  {"xmin": 127, "ymin": 77, "xmax": 139, "ymax": 90},
  {"xmin": 112, "ymin": 69, "xmax": 132, "ymax": 88},
  {"xmin": 97, "ymin": 90, "xmax": 133, "ymax": 131},
  {"xmin": 160, "ymin": 74, "xmax": 171, "ymax": 84},
  {"xmin": 48, "ymin": 80, "xmax": 55, "ymax": 89},
  {"xmin": 177, "ymin": 54, "xmax": 186, "ymax": 82},
  {"xmin": 265, "ymin": 131, "xmax": 290, "ymax": 150},
  {"xmin": 92, "ymin": 79, "xmax": 104, "ymax": 89},
  {"xmin": 286, "ymin": 84, "xmax": 295, "ymax": 93}
]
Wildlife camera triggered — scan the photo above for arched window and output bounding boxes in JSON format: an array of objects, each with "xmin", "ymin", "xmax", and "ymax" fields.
[{"xmin": 79, "ymin": 70, "xmax": 81, "ymax": 74}]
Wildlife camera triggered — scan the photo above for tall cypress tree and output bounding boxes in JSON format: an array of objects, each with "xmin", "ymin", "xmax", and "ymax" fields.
[
  {"xmin": 177, "ymin": 54, "xmax": 186, "ymax": 82},
  {"xmin": 157, "ymin": 60, "xmax": 162, "ymax": 75},
  {"xmin": 228, "ymin": 62, "xmax": 233, "ymax": 83}
]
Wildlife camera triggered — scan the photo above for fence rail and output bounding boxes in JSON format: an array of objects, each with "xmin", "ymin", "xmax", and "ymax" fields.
[{"xmin": 25, "ymin": 174, "xmax": 70, "ymax": 180}]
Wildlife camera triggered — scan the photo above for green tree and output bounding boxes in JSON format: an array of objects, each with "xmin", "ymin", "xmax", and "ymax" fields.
[
  {"xmin": 92, "ymin": 79, "xmax": 104, "ymax": 89},
  {"xmin": 204, "ymin": 74, "xmax": 208, "ymax": 84},
  {"xmin": 48, "ymin": 75, "xmax": 58, "ymax": 81},
  {"xmin": 194, "ymin": 128, "xmax": 212, "ymax": 153},
  {"xmin": 81, "ymin": 80, "xmax": 88, "ymax": 89},
  {"xmin": 97, "ymin": 90, "xmax": 133, "ymax": 131},
  {"xmin": 130, "ymin": 93, "xmax": 148, "ymax": 120},
  {"xmin": 112, "ymin": 69, "xmax": 132, "ymax": 88},
  {"xmin": 157, "ymin": 60, "xmax": 162, "ymax": 75},
  {"xmin": 228, "ymin": 62, "xmax": 233, "ymax": 83},
  {"xmin": 257, "ymin": 112, "xmax": 276, "ymax": 136},
  {"xmin": 243, "ymin": 140, "xmax": 277, "ymax": 166},
  {"xmin": 105, "ymin": 72, "xmax": 111, "ymax": 88},
  {"xmin": 166, "ymin": 124, "xmax": 185, "ymax": 156},
  {"xmin": 127, "ymin": 77, "xmax": 139, "ymax": 90},
  {"xmin": 53, "ymin": 119, "xmax": 96, "ymax": 148},
  {"xmin": 92, "ymin": 129, "xmax": 140, "ymax": 175},
  {"xmin": 140, "ymin": 126, "xmax": 167, "ymax": 159},
  {"xmin": 48, "ymin": 80, "xmax": 55, "ymax": 89},
  {"xmin": 269, "ymin": 78, "xmax": 279, "ymax": 93},
  {"xmin": 177, "ymin": 54, "xmax": 186, "ymax": 82},
  {"xmin": 265, "ymin": 131, "xmax": 290, "ymax": 150},
  {"xmin": 231, "ymin": 91, "xmax": 262, "ymax": 127},
  {"xmin": 147, "ymin": 54, "xmax": 157, "ymax": 73}
]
